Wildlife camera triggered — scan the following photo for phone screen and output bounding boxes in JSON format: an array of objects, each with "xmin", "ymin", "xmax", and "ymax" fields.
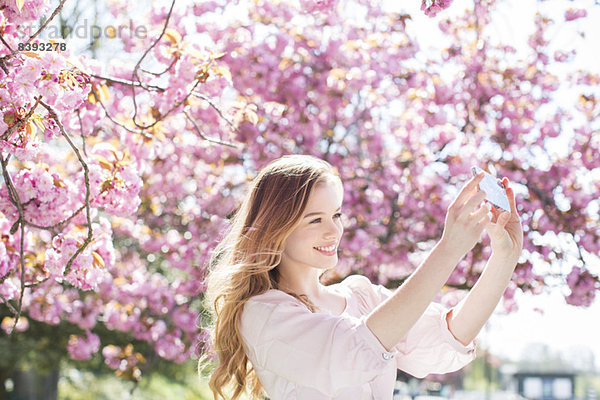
[{"xmin": 471, "ymin": 166, "xmax": 510, "ymax": 212}]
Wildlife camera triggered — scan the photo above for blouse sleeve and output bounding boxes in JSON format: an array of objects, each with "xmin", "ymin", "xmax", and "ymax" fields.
[
  {"xmin": 342, "ymin": 275, "xmax": 477, "ymax": 379},
  {"xmin": 239, "ymin": 291, "xmax": 397, "ymax": 397},
  {"xmin": 393, "ymin": 303, "xmax": 476, "ymax": 378}
]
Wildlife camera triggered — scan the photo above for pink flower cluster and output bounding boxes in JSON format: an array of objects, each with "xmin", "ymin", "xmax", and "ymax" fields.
[
  {"xmin": 0, "ymin": 235, "xmax": 11, "ymax": 278},
  {"xmin": 299, "ymin": 0, "xmax": 338, "ymax": 13},
  {"xmin": 0, "ymin": 0, "xmax": 51, "ymax": 26},
  {"xmin": 102, "ymin": 344, "xmax": 146, "ymax": 380},
  {"xmin": 85, "ymin": 145, "xmax": 143, "ymax": 217},
  {"xmin": 421, "ymin": 0, "xmax": 453, "ymax": 17},
  {"xmin": 0, "ymin": 163, "xmax": 73, "ymax": 227},
  {"xmin": 67, "ymin": 331, "xmax": 101, "ymax": 360},
  {"xmin": 1, "ymin": 316, "xmax": 29, "ymax": 334},
  {"xmin": 564, "ymin": 8, "xmax": 587, "ymax": 22},
  {"xmin": 41, "ymin": 219, "xmax": 113, "ymax": 291},
  {"xmin": 566, "ymin": 267, "xmax": 598, "ymax": 307},
  {"xmin": 0, "ymin": 54, "xmax": 91, "ymax": 160}
]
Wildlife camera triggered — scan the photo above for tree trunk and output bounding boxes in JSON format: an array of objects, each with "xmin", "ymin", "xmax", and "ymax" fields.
[
  {"xmin": 0, "ymin": 368, "xmax": 10, "ymax": 400},
  {"xmin": 7, "ymin": 368, "xmax": 59, "ymax": 400}
]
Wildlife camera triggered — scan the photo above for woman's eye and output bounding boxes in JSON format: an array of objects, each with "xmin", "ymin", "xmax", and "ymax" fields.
[{"xmin": 310, "ymin": 213, "xmax": 342, "ymax": 224}]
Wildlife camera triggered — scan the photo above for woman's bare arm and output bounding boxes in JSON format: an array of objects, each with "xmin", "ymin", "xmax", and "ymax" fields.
[
  {"xmin": 366, "ymin": 172, "xmax": 490, "ymax": 351},
  {"xmin": 447, "ymin": 177, "xmax": 523, "ymax": 344}
]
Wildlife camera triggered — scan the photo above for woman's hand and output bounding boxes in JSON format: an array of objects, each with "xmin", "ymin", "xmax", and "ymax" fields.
[
  {"xmin": 484, "ymin": 177, "xmax": 523, "ymax": 262},
  {"xmin": 440, "ymin": 172, "xmax": 491, "ymax": 258}
]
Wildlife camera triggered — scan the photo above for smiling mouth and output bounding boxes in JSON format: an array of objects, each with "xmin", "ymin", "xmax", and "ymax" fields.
[{"xmin": 314, "ymin": 245, "xmax": 337, "ymax": 256}]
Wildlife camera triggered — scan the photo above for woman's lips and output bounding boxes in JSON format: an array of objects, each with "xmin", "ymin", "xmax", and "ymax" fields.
[{"xmin": 314, "ymin": 247, "xmax": 337, "ymax": 256}]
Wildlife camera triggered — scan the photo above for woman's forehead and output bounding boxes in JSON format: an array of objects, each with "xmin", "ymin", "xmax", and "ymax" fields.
[{"xmin": 306, "ymin": 180, "xmax": 343, "ymax": 207}]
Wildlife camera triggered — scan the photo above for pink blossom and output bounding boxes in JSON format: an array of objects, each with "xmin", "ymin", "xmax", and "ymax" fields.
[
  {"xmin": 0, "ymin": 241, "xmax": 11, "ymax": 277},
  {"xmin": 565, "ymin": 8, "xmax": 587, "ymax": 22},
  {"xmin": 59, "ymin": 90, "xmax": 86, "ymax": 110},
  {"xmin": 1, "ymin": 316, "xmax": 29, "ymax": 334},
  {"xmin": 102, "ymin": 345, "xmax": 122, "ymax": 369},
  {"xmin": 193, "ymin": 1, "xmax": 219, "ymax": 15},
  {"xmin": 299, "ymin": 0, "xmax": 338, "ymax": 13},
  {"xmin": 155, "ymin": 331, "xmax": 187, "ymax": 362},
  {"xmin": 421, "ymin": 0, "xmax": 453, "ymax": 17},
  {"xmin": 40, "ymin": 51, "xmax": 66, "ymax": 75},
  {"xmin": 172, "ymin": 307, "xmax": 198, "ymax": 333},
  {"xmin": 67, "ymin": 331, "xmax": 101, "ymax": 360},
  {"xmin": 553, "ymin": 50, "xmax": 574, "ymax": 62},
  {"xmin": 18, "ymin": 57, "xmax": 44, "ymax": 82},
  {"xmin": 0, "ymin": 0, "xmax": 51, "ymax": 24}
]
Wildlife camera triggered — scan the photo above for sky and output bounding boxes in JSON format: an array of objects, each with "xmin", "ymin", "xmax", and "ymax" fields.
[{"xmin": 481, "ymin": 290, "xmax": 600, "ymax": 365}]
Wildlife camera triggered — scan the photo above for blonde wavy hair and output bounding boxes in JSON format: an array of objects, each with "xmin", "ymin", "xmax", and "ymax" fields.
[{"xmin": 201, "ymin": 154, "xmax": 342, "ymax": 400}]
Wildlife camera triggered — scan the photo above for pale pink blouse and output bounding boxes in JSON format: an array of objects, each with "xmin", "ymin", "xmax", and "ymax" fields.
[{"xmin": 239, "ymin": 275, "xmax": 476, "ymax": 400}]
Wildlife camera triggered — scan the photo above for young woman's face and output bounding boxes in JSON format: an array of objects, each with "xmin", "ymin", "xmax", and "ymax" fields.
[{"xmin": 281, "ymin": 179, "xmax": 344, "ymax": 272}]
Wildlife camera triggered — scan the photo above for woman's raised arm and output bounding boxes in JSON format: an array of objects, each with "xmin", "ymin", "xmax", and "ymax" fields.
[
  {"xmin": 366, "ymin": 171, "xmax": 490, "ymax": 351},
  {"xmin": 446, "ymin": 177, "xmax": 523, "ymax": 344}
]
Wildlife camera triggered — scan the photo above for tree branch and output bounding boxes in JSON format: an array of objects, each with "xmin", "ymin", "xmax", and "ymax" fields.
[
  {"xmin": 183, "ymin": 109, "xmax": 239, "ymax": 148},
  {"xmin": 1, "ymin": 96, "xmax": 42, "ymax": 141},
  {"xmin": 130, "ymin": 0, "xmax": 177, "ymax": 128},
  {"xmin": 39, "ymin": 101, "xmax": 93, "ymax": 277},
  {"xmin": 0, "ymin": 154, "xmax": 26, "ymax": 333}
]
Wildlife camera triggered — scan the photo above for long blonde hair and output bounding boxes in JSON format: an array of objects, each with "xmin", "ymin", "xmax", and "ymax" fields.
[{"xmin": 202, "ymin": 155, "xmax": 341, "ymax": 400}]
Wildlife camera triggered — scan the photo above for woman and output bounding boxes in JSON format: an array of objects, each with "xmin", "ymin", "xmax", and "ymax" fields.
[{"xmin": 203, "ymin": 155, "xmax": 523, "ymax": 400}]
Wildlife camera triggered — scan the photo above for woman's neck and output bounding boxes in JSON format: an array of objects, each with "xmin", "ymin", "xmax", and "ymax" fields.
[{"xmin": 276, "ymin": 265, "xmax": 325, "ymax": 300}]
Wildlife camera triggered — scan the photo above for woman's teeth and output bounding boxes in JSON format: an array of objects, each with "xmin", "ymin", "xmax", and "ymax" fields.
[{"xmin": 314, "ymin": 245, "xmax": 336, "ymax": 252}]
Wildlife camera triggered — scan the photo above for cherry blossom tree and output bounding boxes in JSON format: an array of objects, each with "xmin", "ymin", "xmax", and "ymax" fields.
[{"xmin": 0, "ymin": 0, "xmax": 598, "ymax": 394}]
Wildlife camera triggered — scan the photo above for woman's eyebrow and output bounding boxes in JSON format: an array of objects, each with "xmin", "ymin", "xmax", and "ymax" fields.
[{"xmin": 303, "ymin": 206, "xmax": 341, "ymax": 219}]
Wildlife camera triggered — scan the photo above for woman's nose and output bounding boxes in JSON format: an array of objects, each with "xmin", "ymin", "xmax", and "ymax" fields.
[{"xmin": 324, "ymin": 220, "xmax": 342, "ymax": 240}]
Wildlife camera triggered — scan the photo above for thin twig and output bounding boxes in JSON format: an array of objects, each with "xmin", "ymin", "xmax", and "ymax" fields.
[
  {"xmin": 183, "ymin": 110, "xmax": 239, "ymax": 148},
  {"xmin": 40, "ymin": 101, "xmax": 93, "ymax": 277},
  {"xmin": 139, "ymin": 79, "xmax": 203, "ymax": 130},
  {"xmin": 140, "ymin": 56, "xmax": 178, "ymax": 77},
  {"xmin": 89, "ymin": 86, "xmax": 152, "ymax": 139},
  {"xmin": 192, "ymin": 92, "xmax": 241, "ymax": 134},
  {"xmin": 89, "ymin": 74, "xmax": 164, "ymax": 92},
  {"xmin": 27, "ymin": 0, "xmax": 69, "ymax": 44},
  {"xmin": 24, "ymin": 276, "xmax": 50, "ymax": 288},
  {"xmin": 0, "ymin": 293, "xmax": 18, "ymax": 315},
  {"xmin": 76, "ymin": 109, "xmax": 88, "ymax": 157},
  {"xmin": 1, "ymin": 96, "xmax": 42, "ymax": 141},
  {"xmin": 0, "ymin": 155, "xmax": 26, "ymax": 333},
  {"xmin": 131, "ymin": 0, "xmax": 177, "ymax": 128},
  {"xmin": 88, "ymin": 75, "xmax": 242, "ymax": 139},
  {"xmin": 0, "ymin": 32, "xmax": 15, "ymax": 54}
]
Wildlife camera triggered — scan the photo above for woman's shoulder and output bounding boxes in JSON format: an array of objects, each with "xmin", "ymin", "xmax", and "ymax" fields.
[
  {"xmin": 245, "ymin": 289, "xmax": 304, "ymax": 306},
  {"xmin": 334, "ymin": 274, "xmax": 379, "ymax": 298},
  {"xmin": 239, "ymin": 290, "xmax": 312, "ymax": 345},
  {"xmin": 336, "ymin": 274, "xmax": 374, "ymax": 291},
  {"xmin": 242, "ymin": 290, "xmax": 308, "ymax": 318},
  {"xmin": 334, "ymin": 274, "xmax": 389, "ymax": 313}
]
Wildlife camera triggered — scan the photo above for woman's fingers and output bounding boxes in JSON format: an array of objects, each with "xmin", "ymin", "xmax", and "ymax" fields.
[
  {"xmin": 453, "ymin": 172, "xmax": 485, "ymax": 208},
  {"xmin": 496, "ymin": 211, "xmax": 511, "ymax": 227},
  {"xmin": 489, "ymin": 205, "xmax": 502, "ymax": 223},
  {"xmin": 502, "ymin": 177, "xmax": 518, "ymax": 215},
  {"xmin": 471, "ymin": 202, "xmax": 491, "ymax": 224},
  {"xmin": 459, "ymin": 190, "xmax": 487, "ymax": 219}
]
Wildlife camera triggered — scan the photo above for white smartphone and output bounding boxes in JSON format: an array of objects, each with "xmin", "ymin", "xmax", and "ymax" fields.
[{"xmin": 471, "ymin": 166, "xmax": 510, "ymax": 212}]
